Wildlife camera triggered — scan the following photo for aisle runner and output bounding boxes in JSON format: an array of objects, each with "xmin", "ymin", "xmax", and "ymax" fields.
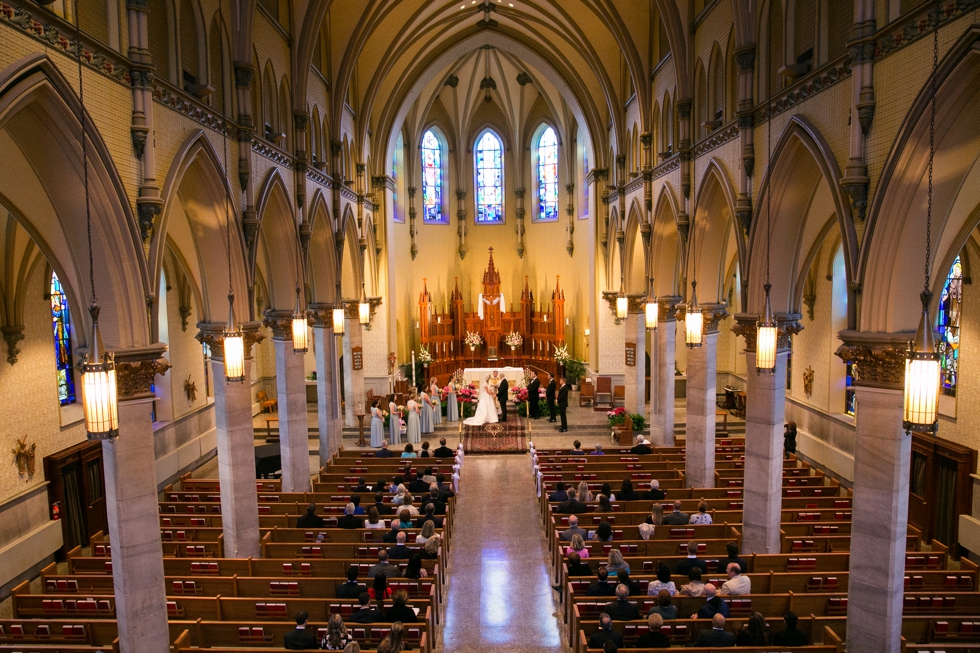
[{"xmin": 462, "ymin": 418, "xmax": 527, "ymax": 453}]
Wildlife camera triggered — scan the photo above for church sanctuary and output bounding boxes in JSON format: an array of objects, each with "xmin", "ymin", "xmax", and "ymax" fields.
[{"xmin": 4, "ymin": 0, "xmax": 980, "ymax": 652}]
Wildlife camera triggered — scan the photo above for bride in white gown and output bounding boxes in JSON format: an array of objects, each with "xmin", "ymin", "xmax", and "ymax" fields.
[{"xmin": 463, "ymin": 376, "xmax": 499, "ymax": 426}]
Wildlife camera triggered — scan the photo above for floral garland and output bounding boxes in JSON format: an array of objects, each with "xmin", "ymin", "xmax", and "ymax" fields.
[
  {"xmin": 464, "ymin": 331, "xmax": 484, "ymax": 348},
  {"xmin": 503, "ymin": 332, "xmax": 523, "ymax": 348}
]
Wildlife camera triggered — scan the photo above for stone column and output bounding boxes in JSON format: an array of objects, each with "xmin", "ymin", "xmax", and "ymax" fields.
[
  {"xmin": 623, "ymin": 309, "xmax": 646, "ymax": 417},
  {"xmin": 263, "ymin": 311, "xmax": 310, "ymax": 493},
  {"xmin": 650, "ymin": 297, "xmax": 681, "ymax": 446},
  {"xmin": 685, "ymin": 305, "xmax": 728, "ymax": 488},
  {"xmin": 310, "ymin": 305, "xmax": 343, "ymax": 466},
  {"xmin": 104, "ymin": 346, "xmax": 171, "ymax": 653},
  {"xmin": 836, "ymin": 330, "xmax": 912, "ymax": 653},
  {"xmin": 196, "ymin": 324, "xmax": 263, "ymax": 558},
  {"xmin": 342, "ymin": 310, "xmax": 365, "ymax": 427}
]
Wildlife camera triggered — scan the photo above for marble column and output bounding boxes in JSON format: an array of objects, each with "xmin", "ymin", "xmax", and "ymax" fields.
[
  {"xmin": 623, "ymin": 311, "xmax": 646, "ymax": 417},
  {"xmin": 649, "ymin": 297, "xmax": 681, "ymax": 446},
  {"xmin": 836, "ymin": 330, "xmax": 912, "ymax": 653},
  {"xmin": 264, "ymin": 311, "xmax": 310, "ymax": 493},
  {"xmin": 342, "ymin": 313, "xmax": 365, "ymax": 427},
  {"xmin": 685, "ymin": 305, "xmax": 728, "ymax": 488},
  {"xmin": 104, "ymin": 346, "xmax": 171, "ymax": 653},
  {"xmin": 197, "ymin": 324, "xmax": 263, "ymax": 558},
  {"xmin": 310, "ymin": 305, "xmax": 343, "ymax": 466}
]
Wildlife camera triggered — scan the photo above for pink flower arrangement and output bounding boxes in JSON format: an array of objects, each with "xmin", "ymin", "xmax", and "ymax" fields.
[{"xmin": 607, "ymin": 407, "xmax": 627, "ymax": 419}]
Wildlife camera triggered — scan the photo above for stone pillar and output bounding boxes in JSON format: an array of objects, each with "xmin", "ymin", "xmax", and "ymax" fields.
[
  {"xmin": 197, "ymin": 324, "xmax": 263, "ymax": 558},
  {"xmin": 836, "ymin": 330, "xmax": 912, "ymax": 653},
  {"xmin": 650, "ymin": 297, "xmax": 681, "ymax": 446},
  {"xmin": 342, "ymin": 312, "xmax": 364, "ymax": 427},
  {"xmin": 685, "ymin": 305, "xmax": 728, "ymax": 488},
  {"xmin": 104, "ymin": 346, "xmax": 171, "ymax": 653},
  {"xmin": 310, "ymin": 305, "xmax": 343, "ymax": 466},
  {"xmin": 623, "ymin": 310, "xmax": 646, "ymax": 417},
  {"xmin": 264, "ymin": 311, "xmax": 310, "ymax": 493}
]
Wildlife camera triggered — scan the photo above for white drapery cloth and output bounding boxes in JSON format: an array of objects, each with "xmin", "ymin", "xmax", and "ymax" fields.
[{"xmin": 477, "ymin": 293, "xmax": 505, "ymax": 319}]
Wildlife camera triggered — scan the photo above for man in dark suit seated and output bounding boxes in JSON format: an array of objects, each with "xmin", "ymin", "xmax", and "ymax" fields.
[
  {"xmin": 387, "ymin": 531, "xmax": 414, "ymax": 559},
  {"xmin": 432, "ymin": 438, "xmax": 455, "ymax": 458},
  {"xmin": 693, "ymin": 613, "xmax": 735, "ymax": 647},
  {"xmin": 588, "ymin": 613, "xmax": 624, "ymax": 650},
  {"xmin": 435, "ymin": 473, "xmax": 455, "ymax": 499},
  {"xmin": 693, "ymin": 584, "xmax": 730, "ymax": 619},
  {"xmin": 642, "ymin": 480, "xmax": 666, "ymax": 501},
  {"xmin": 368, "ymin": 549, "xmax": 401, "ymax": 578},
  {"xmin": 560, "ymin": 515, "xmax": 588, "ymax": 541},
  {"xmin": 635, "ymin": 613, "xmax": 671, "ymax": 648},
  {"xmin": 603, "ymin": 584, "xmax": 640, "ymax": 620},
  {"xmin": 349, "ymin": 592, "xmax": 383, "ymax": 623},
  {"xmin": 772, "ymin": 611, "xmax": 809, "ymax": 646},
  {"xmin": 629, "ymin": 435, "xmax": 653, "ymax": 455},
  {"xmin": 549, "ymin": 481, "xmax": 569, "ymax": 502},
  {"xmin": 352, "ymin": 478, "xmax": 371, "ymax": 493},
  {"xmin": 716, "ymin": 541, "xmax": 749, "ymax": 575},
  {"xmin": 587, "ymin": 569, "xmax": 617, "ymax": 596},
  {"xmin": 663, "ymin": 500, "xmax": 689, "ymax": 525},
  {"xmin": 418, "ymin": 504, "xmax": 444, "ymax": 529},
  {"xmin": 375, "ymin": 441, "xmax": 395, "ymax": 458},
  {"xmin": 295, "ymin": 503, "xmax": 324, "ymax": 529},
  {"xmin": 674, "ymin": 541, "xmax": 708, "ymax": 576},
  {"xmin": 283, "ymin": 610, "xmax": 318, "ymax": 649},
  {"xmin": 337, "ymin": 503, "xmax": 363, "ymax": 529},
  {"xmin": 408, "ymin": 475, "xmax": 430, "ymax": 494},
  {"xmin": 557, "ymin": 488, "xmax": 588, "ymax": 514},
  {"xmin": 421, "ymin": 488, "xmax": 446, "ymax": 515},
  {"xmin": 373, "ymin": 492, "xmax": 394, "ymax": 516},
  {"xmin": 336, "ymin": 566, "xmax": 365, "ymax": 599},
  {"xmin": 566, "ymin": 552, "xmax": 593, "ymax": 577}
]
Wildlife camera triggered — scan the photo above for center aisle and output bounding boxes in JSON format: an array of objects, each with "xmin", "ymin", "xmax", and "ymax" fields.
[{"xmin": 439, "ymin": 454, "xmax": 566, "ymax": 652}]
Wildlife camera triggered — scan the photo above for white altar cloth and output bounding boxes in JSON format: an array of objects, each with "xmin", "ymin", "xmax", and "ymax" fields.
[{"xmin": 463, "ymin": 366, "xmax": 524, "ymax": 386}]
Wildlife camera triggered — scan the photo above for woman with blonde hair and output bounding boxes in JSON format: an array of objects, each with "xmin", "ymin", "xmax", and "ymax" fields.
[
  {"xmin": 383, "ymin": 621, "xmax": 404, "ymax": 653},
  {"xmin": 565, "ymin": 533, "xmax": 589, "ymax": 559},
  {"xmin": 321, "ymin": 613, "xmax": 354, "ymax": 650},
  {"xmin": 605, "ymin": 548, "xmax": 630, "ymax": 577},
  {"xmin": 645, "ymin": 502, "xmax": 664, "ymax": 526},
  {"xmin": 422, "ymin": 534, "xmax": 441, "ymax": 559},
  {"xmin": 578, "ymin": 480, "xmax": 594, "ymax": 502},
  {"xmin": 416, "ymin": 519, "xmax": 436, "ymax": 545},
  {"xmin": 690, "ymin": 499, "xmax": 713, "ymax": 525}
]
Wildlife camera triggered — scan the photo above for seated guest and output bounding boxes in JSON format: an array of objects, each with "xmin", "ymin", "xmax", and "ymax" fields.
[
  {"xmin": 679, "ymin": 566, "xmax": 706, "ymax": 597},
  {"xmin": 283, "ymin": 610, "xmax": 318, "ymax": 650},
  {"xmin": 588, "ymin": 613, "xmax": 624, "ymax": 650},
  {"xmin": 432, "ymin": 438, "xmax": 455, "ymax": 458},
  {"xmin": 321, "ymin": 613, "xmax": 354, "ymax": 650},
  {"xmin": 399, "ymin": 464, "xmax": 417, "ymax": 484},
  {"xmin": 387, "ymin": 531, "xmax": 414, "ymax": 559},
  {"xmin": 549, "ymin": 481, "xmax": 569, "ymax": 502},
  {"xmin": 385, "ymin": 589, "xmax": 419, "ymax": 623},
  {"xmin": 587, "ymin": 568, "xmax": 616, "ymax": 596},
  {"xmin": 603, "ymin": 584, "xmax": 640, "ymax": 620},
  {"xmin": 419, "ymin": 441, "xmax": 431, "ymax": 458},
  {"xmin": 635, "ymin": 613, "xmax": 671, "ymax": 648},
  {"xmin": 392, "ymin": 484, "xmax": 410, "ymax": 505},
  {"xmin": 365, "ymin": 507, "xmax": 386, "ymax": 530},
  {"xmin": 296, "ymin": 503, "xmax": 324, "ymax": 529},
  {"xmin": 646, "ymin": 562, "xmax": 677, "ymax": 596},
  {"xmin": 617, "ymin": 570, "xmax": 642, "ymax": 596},
  {"xmin": 421, "ymin": 467, "xmax": 437, "ymax": 484},
  {"xmin": 404, "ymin": 553, "xmax": 428, "ymax": 580},
  {"xmin": 376, "ymin": 441, "xmax": 395, "ymax": 458},
  {"xmin": 642, "ymin": 480, "xmax": 666, "ymax": 501},
  {"xmin": 353, "ymin": 477, "xmax": 371, "ymax": 492},
  {"xmin": 689, "ymin": 499, "xmax": 712, "ymax": 525},
  {"xmin": 648, "ymin": 589, "xmax": 677, "ymax": 620},
  {"xmin": 644, "ymin": 503, "xmax": 664, "ymax": 527},
  {"xmin": 397, "ymin": 509, "xmax": 414, "ymax": 529},
  {"xmin": 566, "ymin": 551, "xmax": 593, "ymax": 577},
  {"xmin": 590, "ymin": 444, "xmax": 606, "ymax": 455},
  {"xmin": 693, "ymin": 583, "xmax": 729, "ymax": 619},
  {"xmin": 595, "ymin": 494, "xmax": 614, "ymax": 513},
  {"xmin": 368, "ymin": 550, "xmax": 401, "ymax": 578},
  {"xmin": 560, "ymin": 515, "xmax": 588, "ymax": 541},
  {"xmin": 401, "ymin": 443, "xmax": 418, "ymax": 458},
  {"xmin": 565, "ymin": 533, "xmax": 589, "ymax": 559},
  {"xmin": 368, "ymin": 573, "xmax": 391, "ymax": 601},
  {"xmin": 570, "ymin": 440, "xmax": 586, "ymax": 455},
  {"xmin": 435, "ymin": 473, "xmax": 455, "ymax": 499},
  {"xmin": 337, "ymin": 503, "xmax": 362, "ymax": 529},
  {"xmin": 600, "ymin": 483, "xmax": 615, "ymax": 501},
  {"xmin": 421, "ymin": 488, "xmax": 446, "ymax": 515},
  {"xmin": 415, "ymin": 520, "xmax": 436, "ymax": 545},
  {"xmin": 341, "ymin": 643, "xmax": 361, "ymax": 653},
  {"xmin": 772, "ymin": 611, "xmax": 808, "ymax": 646},
  {"xmin": 418, "ymin": 503, "xmax": 443, "ymax": 529},
  {"xmin": 674, "ymin": 541, "xmax": 708, "ymax": 576},
  {"xmin": 557, "ymin": 488, "xmax": 589, "ymax": 514},
  {"xmin": 382, "ymin": 519, "xmax": 402, "ymax": 544},
  {"xmin": 399, "ymin": 496, "xmax": 420, "ymax": 517},
  {"xmin": 408, "ymin": 474, "xmax": 429, "ymax": 494},
  {"xmin": 663, "ymin": 500, "xmax": 689, "ymax": 525},
  {"xmin": 373, "ymin": 492, "xmax": 394, "ymax": 516},
  {"xmin": 718, "ymin": 562, "xmax": 751, "ymax": 595},
  {"xmin": 693, "ymin": 614, "xmax": 735, "ymax": 647},
  {"xmin": 605, "ymin": 549, "xmax": 630, "ymax": 577},
  {"xmin": 736, "ymin": 611, "xmax": 771, "ymax": 646},
  {"xmin": 589, "ymin": 520, "xmax": 614, "ymax": 543},
  {"xmin": 420, "ymin": 535, "xmax": 441, "ymax": 559},
  {"xmin": 617, "ymin": 479, "xmax": 639, "ymax": 501},
  {"xmin": 349, "ymin": 592, "xmax": 383, "ymax": 623},
  {"xmin": 350, "ymin": 495, "xmax": 366, "ymax": 515},
  {"xmin": 630, "ymin": 435, "xmax": 652, "ymax": 455},
  {"xmin": 336, "ymin": 566, "xmax": 365, "ymax": 599},
  {"xmin": 373, "ymin": 478, "xmax": 392, "ymax": 493},
  {"xmin": 381, "ymin": 623, "xmax": 404, "ymax": 653},
  {"xmin": 716, "ymin": 541, "xmax": 749, "ymax": 575},
  {"xmin": 578, "ymin": 481, "xmax": 595, "ymax": 502}
]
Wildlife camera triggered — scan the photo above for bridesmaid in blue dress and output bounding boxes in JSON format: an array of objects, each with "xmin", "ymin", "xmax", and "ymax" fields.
[
  {"xmin": 420, "ymin": 391, "xmax": 434, "ymax": 434},
  {"xmin": 388, "ymin": 400, "xmax": 401, "ymax": 445},
  {"xmin": 369, "ymin": 400, "xmax": 385, "ymax": 448},
  {"xmin": 406, "ymin": 396, "xmax": 422, "ymax": 444},
  {"xmin": 429, "ymin": 378, "xmax": 443, "ymax": 426},
  {"xmin": 447, "ymin": 384, "xmax": 459, "ymax": 422}
]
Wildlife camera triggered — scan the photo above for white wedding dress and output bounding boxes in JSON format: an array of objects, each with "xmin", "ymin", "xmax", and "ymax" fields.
[{"xmin": 463, "ymin": 384, "xmax": 499, "ymax": 426}]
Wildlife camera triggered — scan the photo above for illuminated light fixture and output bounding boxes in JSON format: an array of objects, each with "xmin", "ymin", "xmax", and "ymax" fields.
[
  {"xmin": 685, "ymin": 280, "xmax": 703, "ymax": 348},
  {"xmin": 71, "ymin": 0, "xmax": 118, "ymax": 441},
  {"xmin": 291, "ymin": 286, "xmax": 309, "ymax": 353},
  {"xmin": 756, "ymin": 283, "xmax": 777, "ymax": 374},
  {"xmin": 223, "ymin": 294, "xmax": 246, "ymax": 383},
  {"xmin": 332, "ymin": 304, "xmax": 345, "ymax": 335},
  {"xmin": 358, "ymin": 283, "xmax": 370, "ymax": 325},
  {"xmin": 615, "ymin": 278, "xmax": 628, "ymax": 320},
  {"xmin": 903, "ymin": 1, "xmax": 941, "ymax": 435},
  {"xmin": 645, "ymin": 276, "xmax": 658, "ymax": 330}
]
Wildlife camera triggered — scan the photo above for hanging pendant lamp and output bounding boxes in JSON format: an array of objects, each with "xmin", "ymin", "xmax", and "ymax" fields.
[
  {"xmin": 358, "ymin": 282, "xmax": 371, "ymax": 325},
  {"xmin": 645, "ymin": 276, "xmax": 658, "ymax": 330},
  {"xmin": 756, "ymin": 283, "xmax": 777, "ymax": 373},
  {"xmin": 223, "ymin": 293, "xmax": 246, "ymax": 383},
  {"xmin": 686, "ymin": 280, "xmax": 703, "ymax": 348},
  {"xmin": 292, "ymin": 285, "xmax": 309, "ymax": 353}
]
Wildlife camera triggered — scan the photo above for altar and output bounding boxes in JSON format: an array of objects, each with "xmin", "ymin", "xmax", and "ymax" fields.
[{"xmin": 462, "ymin": 367, "xmax": 525, "ymax": 386}]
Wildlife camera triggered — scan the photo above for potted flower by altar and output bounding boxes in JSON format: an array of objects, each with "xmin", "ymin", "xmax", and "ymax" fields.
[
  {"xmin": 417, "ymin": 346, "xmax": 432, "ymax": 378},
  {"xmin": 503, "ymin": 331, "xmax": 523, "ymax": 354},
  {"xmin": 464, "ymin": 331, "xmax": 483, "ymax": 353}
]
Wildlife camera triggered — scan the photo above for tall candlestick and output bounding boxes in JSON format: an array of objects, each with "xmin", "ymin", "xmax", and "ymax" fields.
[{"xmin": 411, "ymin": 350, "xmax": 416, "ymax": 387}]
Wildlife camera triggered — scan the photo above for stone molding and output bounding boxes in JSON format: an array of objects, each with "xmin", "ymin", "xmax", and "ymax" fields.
[
  {"xmin": 262, "ymin": 309, "xmax": 294, "ymax": 341},
  {"xmin": 196, "ymin": 321, "xmax": 264, "ymax": 361},
  {"xmin": 777, "ymin": 313, "xmax": 804, "ymax": 350},
  {"xmin": 731, "ymin": 313, "xmax": 758, "ymax": 352},
  {"xmin": 702, "ymin": 304, "xmax": 730, "ymax": 334},
  {"xmin": 834, "ymin": 329, "xmax": 912, "ymax": 390},
  {"xmin": 113, "ymin": 344, "xmax": 171, "ymax": 401},
  {"xmin": 657, "ymin": 296, "xmax": 682, "ymax": 322},
  {"xmin": 1, "ymin": 325, "xmax": 24, "ymax": 365},
  {"xmin": 307, "ymin": 303, "xmax": 333, "ymax": 327}
]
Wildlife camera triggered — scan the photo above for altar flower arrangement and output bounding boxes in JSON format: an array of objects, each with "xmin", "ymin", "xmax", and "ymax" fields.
[
  {"xmin": 514, "ymin": 387, "xmax": 530, "ymax": 403},
  {"xmin": 464, "ymin": 331, "xmax": 483, "ymax": 350},
  {"xmin": 607, "ymin": 406, "xmax": 647, "ymax": 431},
  {"xmin": 503, "ymin": 332, "xmax": 523, "ymax": 349},
  {"xmin": 417, "ymin": 346, "xmax": 432, "ymax": 365},
  {"xmin": 553, "ymin": 343, "xmax": 570, "ymax": 364}
]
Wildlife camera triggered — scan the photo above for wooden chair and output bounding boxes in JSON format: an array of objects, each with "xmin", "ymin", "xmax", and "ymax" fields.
[
  {"xmin": 615, "ymin": 414, "xmax": 634, "ymax": 446},
  {"xmin": 612, "ymin": 385, "xmax": 626, "ymax": 407},
  {"xmin": 734, "ymin": 391, "xmax": 747, "ymax": 418},
  {"xmin": 256, "ymin": 391, "xmax": 278, "ymax": 413},
  {"xmin": 579, "ymin": 382, "xmax": 595, "ymax": 407},
  {"xmin": 594, "ymin": 377, "xmax": 613, "ymax": 409}
]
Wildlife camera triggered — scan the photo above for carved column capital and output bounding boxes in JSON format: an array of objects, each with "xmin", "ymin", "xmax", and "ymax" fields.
[
  {"xmin": 113, "ymin": 344, "xmax": 171, "ymax": 401},
  {"xmin": 702, "ymin": 304, "xmax": 730, "ymax": 334},
  {"xmin": 734, "ymin": 46, "xmax": 756, "ymax": 71},
  {"xmin": 196, "ymin": 322, "xmax": 226, "ymax": 360},
  {"xmin": 242, "ymin": 322, "xmax": 266, "ymax": 355},
  {"xmin": 657, "ymin": 296, "xmax": 682, "ymax": 321},
  {"xmin": 777, "ymin": 313, "xmax": 804, "ymax": 350},
  {"xmin": 233, "ymin": 63, "xmax": 254, "ymax": 88},
  {"xmin": 307, "ymin": 303, "xmax": 333, "ymax": 327},
  {"xmin": 731, "ymin": 313, "xmax": 758, "ymax": 352},
  {"xmin": 262, "ymin": 309, "xmax": 294, "ymax": 341},
  {"xmin": 834, "ymin": 329, "xmax": 912, "ymax": 390}
]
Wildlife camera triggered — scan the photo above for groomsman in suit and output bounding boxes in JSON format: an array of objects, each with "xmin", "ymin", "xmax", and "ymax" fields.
[
  {"xmin": 546, "ymin": 373, "xmax": 557, "ymax": 422},
  {"xmin": 527, "ymin": 374, "xmax": 541, "ymax": 419},
  {"xmin": 557, "ymin": 377, "xmax": 570, "ymax": 432},
  {"xmin": 497, "ymin": 375, "xmax": 509, "ymax": 422}
]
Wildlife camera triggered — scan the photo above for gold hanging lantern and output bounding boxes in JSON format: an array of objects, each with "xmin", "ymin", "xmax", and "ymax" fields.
[
  {"xmin": 358, "ymin": 284, "xmax": 370, "ymax": 325},
  {"xmin": 904, "ymin": 292, "xmax": 940, "ymax": 433},
  {"xmin": 223, "ymin": 293, "xmax": 246, "ymax": 383},
  {"xmin": 332, "ymin": 304, "xmax": 345, "ymax": 335},
  {"xmin": 645, "ymin": 299, "xmax": 658, "ymax": 330},
  {"xmin": 756, "ymin": 282, "xmax": 777, "ymax": 374},
  {"xmin": 82, "ymin": 304, "xmax": 119, "ymax": 441},
  {"xmin": 685, "ymin": 280, "xmax": 703, "ymax": 348},
  {"xmin": 291, "ymin": 287, "xmax": 309, "ymax": 353}
]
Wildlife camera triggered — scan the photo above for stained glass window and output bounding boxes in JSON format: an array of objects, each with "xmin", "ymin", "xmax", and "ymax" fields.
[
  {"xmin": 421, "ymin": 130, "xmax": 444, "ymax": 223},
  {"xmin": 537, "ymin": 126, "xmax": 559, "ymax": 221},
  {"xmin": 50, "ymin": 271, "xmax": 76, "ymax": 406},
  {"xmin": 937, "ymin": 255, "xmax": 962, "ymax": 397},
  {"xmin": 845, "ymin": 362, "xmax": 856, "ymax": 416},
  {"xmin": 475, "ymin": 130, "xmax": 503, "ymax": 223}
]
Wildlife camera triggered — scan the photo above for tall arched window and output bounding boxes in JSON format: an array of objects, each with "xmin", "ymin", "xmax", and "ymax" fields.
[
  {"xmin": 50, "ymin": 271, "xmax": 76, "ymax": 406},
  {"xmin": 536, "ymin": 126, "xmax": 559, "ymax": 222},
  {"xmin": 475, "ymin": 130, "xmax": 504, "ymax": 223},
  {"xmin": 421, "ymin": 129, "xmax": 445, "ymax": 223},
  {"xmin": 937, "ymin": 256, "xmax": 963, "ymax": 397}
]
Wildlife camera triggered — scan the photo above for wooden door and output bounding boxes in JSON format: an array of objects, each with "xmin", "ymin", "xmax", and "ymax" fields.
[
  {"xmin": 44, "ymin": 440, "xmax": 107, "ymax": 559},
  {"xmin": 909, "ymin": 433, "xmax": 977, "ymax": 559}
]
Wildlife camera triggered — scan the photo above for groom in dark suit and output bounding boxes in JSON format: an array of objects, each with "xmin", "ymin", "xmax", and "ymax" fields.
[
  {"xmin": 557, "ymin": 377, "xmax": 570, "ymax": 432},
  {"xmin": 527, "ymin": 374, "xmax": 541, "ymax": 419},
  {"xmin": 497, "ymin": 375, "xmax": 509, "ymax": 422},
  {"xmin": 546, "ymin": 373, "xmax": 557, "ymax": 422}
]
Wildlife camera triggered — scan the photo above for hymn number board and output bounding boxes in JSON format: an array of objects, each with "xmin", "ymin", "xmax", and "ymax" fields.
[
  {"xmin": 625, "ymin": 342, "xmax": 636, "ymax": 367},
  {"xmin": 352, "ymin": 347, "xmax": 363, "ymax": 371}
]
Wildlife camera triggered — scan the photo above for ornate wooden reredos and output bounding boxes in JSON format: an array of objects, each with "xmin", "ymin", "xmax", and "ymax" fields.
[{"xmin": 419, "ymin": 248, "xmax": 565, "ymax": 379}]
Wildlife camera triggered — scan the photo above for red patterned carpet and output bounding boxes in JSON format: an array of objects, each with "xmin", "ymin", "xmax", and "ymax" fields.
[{"xmin": 462, "ymin": 417, "xmax": 528, "ymax": 453}]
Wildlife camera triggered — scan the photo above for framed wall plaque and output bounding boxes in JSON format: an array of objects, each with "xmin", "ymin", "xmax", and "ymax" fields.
[
  {"xmin": 625, "ymin": 342, "xmax": 636, "ymax": 367},
  {"xmin": 352, "ymin": 346, "xmax": 363, "ymax": 370}
]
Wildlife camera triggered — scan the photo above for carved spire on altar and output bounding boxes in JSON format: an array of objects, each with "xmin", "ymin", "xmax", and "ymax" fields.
[{"xmin": 483, "ymin": 247, "xmax": 501, "ymax": 286}]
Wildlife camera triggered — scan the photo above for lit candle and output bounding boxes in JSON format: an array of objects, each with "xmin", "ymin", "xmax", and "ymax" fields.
[{"xmin": 411, "ymin": 350, "xmax": 416, "ymax": 386}]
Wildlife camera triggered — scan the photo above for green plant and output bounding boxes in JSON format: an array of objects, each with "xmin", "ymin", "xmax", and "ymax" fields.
[
  {"xmin": 607, "ymin": 407, "xmax": 647, "ymax": 431},
  {"xmin": 564, "ymin": 359, "xmax": 586, "ymax": 385}
]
